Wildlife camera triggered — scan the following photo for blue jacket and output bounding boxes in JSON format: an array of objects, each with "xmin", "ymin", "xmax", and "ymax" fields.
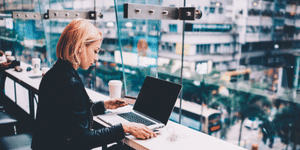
[{"xmin": 31, "ymin": 59, "xmax": 125, "ymax": 150}]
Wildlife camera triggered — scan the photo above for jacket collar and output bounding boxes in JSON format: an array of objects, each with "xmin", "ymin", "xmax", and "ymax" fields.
[{"xmin": 55, "ymin": 59, "xmax": 83, "ymax": 84}]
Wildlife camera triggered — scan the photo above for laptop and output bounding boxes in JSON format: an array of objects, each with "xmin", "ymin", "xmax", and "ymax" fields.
[{"xmin": 97, "ymin": 76, "xmax": 182, "ymax": 130}]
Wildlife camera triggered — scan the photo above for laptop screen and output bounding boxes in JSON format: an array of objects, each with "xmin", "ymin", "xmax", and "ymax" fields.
[{"xmin": 133, "ymin": 76, "xmax": 182, "ymax": 125}]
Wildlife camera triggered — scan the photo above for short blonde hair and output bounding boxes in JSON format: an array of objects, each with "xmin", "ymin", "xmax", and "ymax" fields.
[{"xmin": 56, "ymin": 19, "xmax": 102, "ymax": 66}]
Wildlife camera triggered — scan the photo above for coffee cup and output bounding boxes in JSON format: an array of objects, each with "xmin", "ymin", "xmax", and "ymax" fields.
[
  {"xmin": 5, "ymin": 51, "xmax": 12, "ymax": 63},
  {"xmin": 6, "ymin": 56, "xmax": 15, "ymax": 63},
  {"xmin": 108, "ymin": 80, "xmax": 122, "ymax": 99},
  {"xmin": 32, "ymin": 58, "xmax": 41, "ymax": 73},
  {"xmin": 41, "ymin": 67, "xmax": 50, "ymax": 77},
  {"xmin": 0, "ymin": 56, "xmax": 5, "ymax": 63},
  {"xmin": 5, "ymin": 51, "xmax": 12, "ymax": 57}
]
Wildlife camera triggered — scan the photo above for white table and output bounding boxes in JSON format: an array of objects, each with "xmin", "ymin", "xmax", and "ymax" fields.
[
  {"xmin": 3, "ymin": 63, "xmax": 245, "ymax": 150},
  {"xmin": 93, "ymin": 104, "xmax": 246, "ymax": 150}
]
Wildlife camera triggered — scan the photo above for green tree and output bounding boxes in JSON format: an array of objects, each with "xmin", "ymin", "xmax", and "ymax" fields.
[
  {"xmin": 273, "ymin": 103, "xmax": 300, "ymax": 150},
  {"xmin": 234, "ymin": 94, "xmax": 271, "ymax": 146}
]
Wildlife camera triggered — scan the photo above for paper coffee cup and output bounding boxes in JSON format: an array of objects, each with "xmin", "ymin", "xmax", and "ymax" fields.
[
  {"xmin": 41, "ymin": 67, "xmax": 50, "ymax": 77},
  {"xmin": 6, "ymin": 56, "xmax": 15, "ymax": 62},
  {"xmin": 108, "ymin": 80, "xmax": 122, "ymax": 99},
  {"xmin": 32, "ymin": 58, "xmax": 41, "ymax": 73},
  {"xmin": 5, "ymin": 51, "xmax": 12, "ymax": 62},
  {"xmin": 5, "ymin": 51, "xmax": 12, "ymax": 56},
  {"xmin": 0, "ymin": 56, "xmax": 6, "ymax": 63}
]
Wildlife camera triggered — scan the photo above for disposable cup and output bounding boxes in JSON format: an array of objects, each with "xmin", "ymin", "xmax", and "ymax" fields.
[
  {"xmin": 41, "ymin": 67, "xmax": 50, "ymax": 77},
  {"xmin": 108, "ymin": 80, "xmax": 122, "ymax": 99},
  {"xmin": 0, "ymin": 56, "xmax": 6, "ymax": 63},
  {"xmin": 5, "ymin": 51, "xmax": 12, "ymax": 56},
  {"xmin": 32, "ymin": 58, "xmax": 41, "ymax": 73},
  {"xmin": 6, "ymin": 56, "xmax": 15, "ymax": 63}
]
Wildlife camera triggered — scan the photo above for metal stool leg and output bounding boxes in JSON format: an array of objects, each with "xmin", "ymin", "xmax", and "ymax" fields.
[{"xmin": 14, "ymin": 125, "xmax": 17, "ymax": 135}]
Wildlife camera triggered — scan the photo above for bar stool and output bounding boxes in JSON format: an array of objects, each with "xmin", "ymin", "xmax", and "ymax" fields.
[
  {"xmin": 0, "ymin": 111, "xmax": 18, "ymax": 136},
  {"xmin": 0, "ymin": 132, "xmax": 32, "ymax": 150}
]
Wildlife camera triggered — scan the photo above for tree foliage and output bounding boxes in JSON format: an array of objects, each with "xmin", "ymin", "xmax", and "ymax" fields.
[{"xmin": 272, "ymin": 104, "xmax": 300, "ymax": 145}]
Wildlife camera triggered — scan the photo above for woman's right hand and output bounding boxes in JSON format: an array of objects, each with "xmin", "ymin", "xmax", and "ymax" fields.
[{"xmin": 122, "ymin": 123, "xmax": 156, "ymax": 140}]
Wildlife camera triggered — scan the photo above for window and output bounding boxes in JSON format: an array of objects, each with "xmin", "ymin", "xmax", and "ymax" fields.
[
  {"xmin": 210, "ymin": 7, "xmax": 215, "ymax": 13},
  {"xmin": 219, "ymin": 7, "xmax": 223, "ymax": 14},
  {"xmin": 165, "ymin": 42, "xmax": 174, "ymax": 52},
  {"xmin": 214, "ymin": 44, "xmax": 221, "ymax": 53},
  {"xmin": 162, "ymin": 44, "xmax": 165, "ymax": 50},
  {"xmin": 205, "ymin": 6, "xmax": 208, "ymax": 12},
  {"xmin": 224, "ymin": 43, "xmax": 231, "ymax": 53},
  {"xmin": 169, "ymin": 24, "xmax": 177, "ymax": 33},
  {"xmin": 197, "ymin": 44, "xmax": 211, "ymax": 54}
]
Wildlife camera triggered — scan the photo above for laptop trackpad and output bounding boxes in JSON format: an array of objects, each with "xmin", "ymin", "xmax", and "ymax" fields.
[{"xmin": 98, "ymin": 113, "xmax": 130, "ymax": 126}]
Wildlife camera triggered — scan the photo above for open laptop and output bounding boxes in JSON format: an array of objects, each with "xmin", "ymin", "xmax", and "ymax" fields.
[{"xmin": 97, "ymin": 76, "xmax": 182, "ymax": 130}]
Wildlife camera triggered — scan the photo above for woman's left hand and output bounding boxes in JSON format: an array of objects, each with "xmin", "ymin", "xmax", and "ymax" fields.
[{"xmin": 104, "ymin": 98, "xmax": 128, "ymax": 109}]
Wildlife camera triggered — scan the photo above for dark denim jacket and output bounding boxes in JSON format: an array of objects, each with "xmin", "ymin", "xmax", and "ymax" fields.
[{"xmin": 31, "ymin": 59, "xmax": 124, "ymax": 150}]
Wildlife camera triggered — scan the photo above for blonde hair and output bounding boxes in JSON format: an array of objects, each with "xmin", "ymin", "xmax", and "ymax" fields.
[{"xmin": 56, "ymin": 19, "xmax": 102, "ymax": 66}]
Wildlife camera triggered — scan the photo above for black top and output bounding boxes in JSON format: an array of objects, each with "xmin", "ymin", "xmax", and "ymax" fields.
[{"xmin": 31, "ymin": 59, "xmax": 125, "ymax": 150}]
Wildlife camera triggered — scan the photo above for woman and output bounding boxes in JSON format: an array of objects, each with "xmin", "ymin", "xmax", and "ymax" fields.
[
  {"xmin": 31, "ymin": 19, "xmax": 155, "ymax": 150},
  {"xmin": 137, "ymin": 38, "xmax": 148, "ymax": 57}
]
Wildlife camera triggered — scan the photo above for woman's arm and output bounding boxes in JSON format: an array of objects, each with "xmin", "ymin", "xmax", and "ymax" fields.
[
  {"xmin": 92, "ymin": 99, "xmax": 128, "ymax": 115},
  {"xmin": 66, "ymin": 77, "xmax": 155, "ymax": 149},
  {"xmin": 65, "ymin": 77, "xmax": 125, "ymax": 149},
  {"xmin": 92, "ymin": 101, "xmax": 106, "ymax": 115}
]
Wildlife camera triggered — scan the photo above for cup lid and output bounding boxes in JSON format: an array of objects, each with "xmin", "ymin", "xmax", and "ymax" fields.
[
  {"xmin": 7, "ymin": 56, "xmax": 15, "ymax": 60},
  {"xmin": 41, "ymin": 67, "xmax": 50, "ymax": 71},
  {"xmin": 32, "ymin": 58, "xmax": 41, "ymax": 62},
  {"xmin": 109, "ymin": 80, "xmax": 122, "ymax": 85}
]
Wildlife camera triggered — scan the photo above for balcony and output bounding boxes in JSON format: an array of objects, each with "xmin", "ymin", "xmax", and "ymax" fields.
[
  {"xmin": 248, "ymin": 9, "xmax": 261, "ymax": 16},
  {"xmin": 262, "ymin": 10, "xmax": 273, "ymax": 17}
]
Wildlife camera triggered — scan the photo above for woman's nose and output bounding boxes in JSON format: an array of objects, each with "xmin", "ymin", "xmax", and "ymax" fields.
[{"xmin": 94, "ymin": 55, "xmax": 98, "ymax": 62}]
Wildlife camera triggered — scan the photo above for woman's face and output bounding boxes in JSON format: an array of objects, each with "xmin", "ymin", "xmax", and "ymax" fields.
[{"xmin": 79, "ymin": 40, "xmax": 101, "ymax": 70}]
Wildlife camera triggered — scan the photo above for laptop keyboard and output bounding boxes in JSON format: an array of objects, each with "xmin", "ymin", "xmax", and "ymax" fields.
[{"xmin": 118, "ymin": 112, "xmax": 155, "ymax": 126}]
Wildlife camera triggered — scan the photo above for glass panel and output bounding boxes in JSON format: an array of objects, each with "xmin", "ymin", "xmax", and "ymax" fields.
[
  {"xmin": 158, "ymin": 1, "xmax": 185, "ymax": 125},
  {"xmin": 1, "ymin": 0, "xmax": 45, "ymax": 114},
  {"xmin": 181, "ymin": 0, "xmax": 300, "ymax": 149},
  {"xmin": 86, "ymin": 1, "xmax": 120, "ymax": 96},
  {"xmin": 114, "ymin": 0, "xmax": 163, "ymax": 98},
  {"xmin": 39, "ymin": 0, "xmax": 66, "ymax": 67}
]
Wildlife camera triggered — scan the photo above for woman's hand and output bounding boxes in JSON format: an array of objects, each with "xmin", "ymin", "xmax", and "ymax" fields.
[
  {"xmin": 122, "ymin": 123, "xmax": 156, "ymax": 140},
  {"xmin": 0, "ymin": 62, "xmax": 11, "ymax": 69},
  {"xmin": 104, "ymin": 98, "xmax": 128, "ymax": 109}
]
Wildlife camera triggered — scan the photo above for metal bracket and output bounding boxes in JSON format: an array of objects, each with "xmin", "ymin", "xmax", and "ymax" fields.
[
  {"xmin": 124, "ymin": 3, "xmax": 202, "ymax": 20},
  {"xmin": 179, "ymin": 7, "xmax": 195, "ymax": 20},
  {"xmin": 47, "ymin": 9, "xmax": 89, "ymax": 19},
  {"xmin": 48, "ymin": 9, "xmax": 97, "ymax": 20},
  {"xmin": 12, "ymin": 12, "xmax": 44, "ymax": 20},
  {"xmin": 12, "ymin": 10, "xmax": 103, "ymax": 20},
  {"xmin": 0, "ymin": 13, "xmax": 13, "ymax": 19}
]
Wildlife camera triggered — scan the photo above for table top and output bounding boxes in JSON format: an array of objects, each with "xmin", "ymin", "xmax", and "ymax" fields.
[
  {"xmin": 94, "ymin": 105, "xmax": 246, "ymax": 150},
  {"xmin": 4, "ymin": 62, "xmax": 109, "ymax": 99}
]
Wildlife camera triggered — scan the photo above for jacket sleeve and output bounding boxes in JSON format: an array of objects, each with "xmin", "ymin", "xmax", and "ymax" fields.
[
  {"xmin": 92, "ymin": 101, "xmax": 106, "ymax": 115},
  {"xmin": 65, "ymin": 77, "xmax": 125, "ymax": 149}
]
